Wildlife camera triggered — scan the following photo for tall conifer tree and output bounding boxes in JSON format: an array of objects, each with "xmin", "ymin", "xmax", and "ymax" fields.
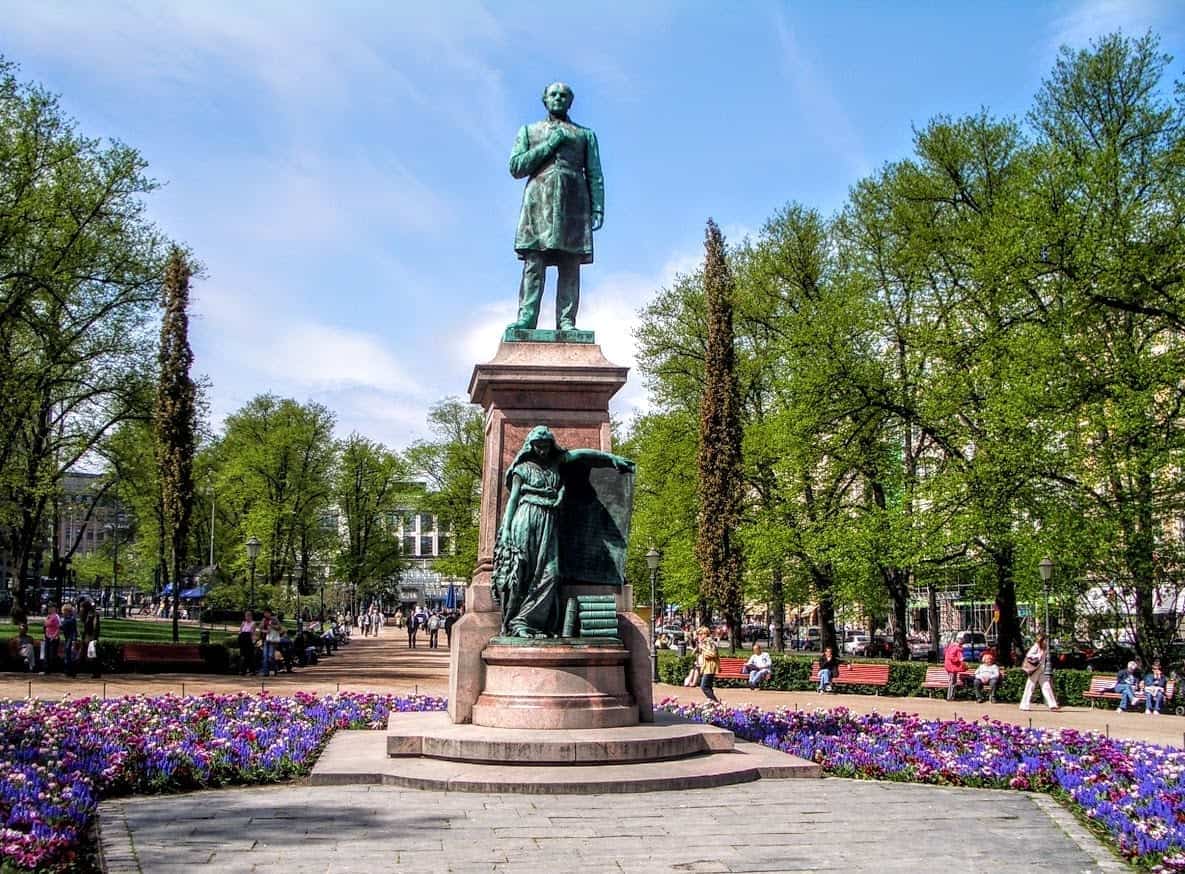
[
  {"xmin": 155, "ymin": 249, "xmax": 196, "ymax": 643},
  {"xmin": 696, "ymin": 220, "xmax": 744, "ymax": 650}
]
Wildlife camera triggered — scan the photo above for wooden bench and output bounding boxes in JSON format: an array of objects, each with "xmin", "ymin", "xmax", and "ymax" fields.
[
  {"xmin": 809, "ymin": 661, "xmax": 891, "ymax": 694},
  {"xmin": 715, "ymin": 656, "xmax": 771, "ymax": 685},
  {"xmin": 921, "ymin": 665, "xmax": 1003, "ymax": 696},
  {"xmin": 1083, "ymin": 675, "xmax": 1176, "ymax": 710},
  {"xmin": 121, "ymin": 642, "xmax": 206, "ymax": 671}
]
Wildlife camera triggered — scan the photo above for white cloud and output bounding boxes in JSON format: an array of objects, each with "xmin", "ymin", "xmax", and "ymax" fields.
[
  {"xmin": 770, "ymin": 9, "xmax": 867, "ymax": 178},
  {"xmin": 221, "ymin": 150, "xmax": 456, "ymax": 245},
  {"xmin": 1046, "ymin": 0, "xmax": 1174, "ymax": 57},
  {"xmin": 191, "ymin": 272, "xmax": 428, "ymax": 446}
]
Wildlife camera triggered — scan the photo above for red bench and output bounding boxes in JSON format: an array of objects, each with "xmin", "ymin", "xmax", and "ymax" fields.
[
  {"xmin": 716, "ymin": 657, "xmax": 749, "ymax": 680},
  {"xmin": 810, "ymin": 661, "xmax": 890, "ymax": 694},
  {"xmin": 1083, "ymin": 675, "xmax": 1175, "ymax": 711},
  {"xmin": 122, "ymin": 642, "xmax": 205, "ymax": 671}
]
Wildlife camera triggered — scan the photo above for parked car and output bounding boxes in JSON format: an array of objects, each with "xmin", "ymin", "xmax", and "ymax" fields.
[
  {"xmin": 843, "ymin": 633, "xmax": 869, "ymax": 655},
  {"xmin": 658, "ymin": 624, "xmax": 685, "ymax": 644},
  {"xmin": 792, "ymin": 626, "xmax": 822, "ymax": 651},
  {"xmin": 944, "ymin": 631, "xmax": 989, "ymax": 662},
  {"xmin": 908, "ymin": 636, "xmax": 937, "ymax": 661}
]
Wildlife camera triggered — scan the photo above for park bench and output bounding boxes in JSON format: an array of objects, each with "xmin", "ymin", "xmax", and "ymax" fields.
[
  {"xmin": 921, "ymin": 665, "xmax": 1004, "ymax": 698},
  {"xmin": 809, "ymin": 661, "xmax": 891, "ymax": 694},
  {"xmin": 716, "ymin": 656, "xmax": 770, "ymax": 685},
  {"xmin": 121, "ymin": 642, "xmax": 205, "ymax": 672},
  {"xmin": 1083, "ymin": 675, "xmax": 1176, "ymax": 711}
]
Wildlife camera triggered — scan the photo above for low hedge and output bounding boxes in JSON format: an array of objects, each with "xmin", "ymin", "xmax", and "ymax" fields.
[{"xmin": 659, "ymin": 651, "xmax": 1112, "ymax": 708}]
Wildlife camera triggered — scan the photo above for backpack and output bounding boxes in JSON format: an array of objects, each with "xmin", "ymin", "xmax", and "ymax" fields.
[{"xmin": 428, "ymin": 615, "xmax": 440, "ymax": 631}]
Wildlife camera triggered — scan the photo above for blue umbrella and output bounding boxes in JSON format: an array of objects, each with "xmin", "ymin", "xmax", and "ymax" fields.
[{"xmin": 444, "ymin": 584, "xmax": 457, "ymax": 610}]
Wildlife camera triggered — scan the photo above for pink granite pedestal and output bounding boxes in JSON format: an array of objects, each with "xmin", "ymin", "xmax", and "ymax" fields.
[
  {"xmin": 472, "ymin": 643, "xmax": 638, "ymax": 730},
  {"xmin": 449, "ymin": 339, "xmax": 653, "ymax": 726}
]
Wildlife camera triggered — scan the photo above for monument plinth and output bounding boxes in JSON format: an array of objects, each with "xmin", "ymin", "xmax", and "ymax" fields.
[{"xmin": 449, "ymin": 338, "xmax": 652, "ymax": 726}]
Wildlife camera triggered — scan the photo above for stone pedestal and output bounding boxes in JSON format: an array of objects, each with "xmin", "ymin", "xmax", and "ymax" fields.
[
  {"xmin": 472, "ymin": 642, "xmax": 638, "ymax": 730},
  {"xmin": 449, "ymin": 340, "xmax": 656, "ymax": 725}
]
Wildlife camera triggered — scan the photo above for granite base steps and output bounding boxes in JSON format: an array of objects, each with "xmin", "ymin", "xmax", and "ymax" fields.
[{"xmin": 311, "ymin": 710, "xmax": 821, "ymax": 793}]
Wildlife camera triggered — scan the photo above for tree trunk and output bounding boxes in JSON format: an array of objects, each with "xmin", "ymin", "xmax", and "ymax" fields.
[
  {"xmin": 770, "ymin": 562, "xmax": 786, "ymax": 652},
  {"xmin": 994, "ymin": 544, "xmax": 1021, "ymax": 667}
]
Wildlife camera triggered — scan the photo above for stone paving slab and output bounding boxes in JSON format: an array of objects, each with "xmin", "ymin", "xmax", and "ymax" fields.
[{"xmin": 100, "ymin": 778, "xmax": 1128, "ymax": 873}]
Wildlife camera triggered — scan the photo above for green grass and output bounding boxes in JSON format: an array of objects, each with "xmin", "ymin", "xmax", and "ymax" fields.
[{"xmin": 1, "ymin": 617, "xmax": 234, "ymax": 644}]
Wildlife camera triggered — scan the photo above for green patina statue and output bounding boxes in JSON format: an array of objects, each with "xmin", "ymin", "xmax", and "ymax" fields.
[
  {"xmin": 492, "ymin": 426, "xmax": 634, "ymax": 639},
  {"xmin": 507, "ymin": 82, "xmax": 604, "ymax": 333}
]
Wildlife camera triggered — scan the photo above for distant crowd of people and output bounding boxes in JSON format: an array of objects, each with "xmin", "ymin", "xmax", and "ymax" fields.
[
  {"xmin": 236, "ymin": 608, "xmax": 350, "ymax": 676},
  {"xmin": 10, "ymin": 600, "xmax": 101, "ymax": 677},
  {"xmin": 401, "ymin": 608, "xmax": 461, "ymax": 650}
]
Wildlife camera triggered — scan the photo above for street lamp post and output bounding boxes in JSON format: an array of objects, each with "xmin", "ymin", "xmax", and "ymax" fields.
[
  {"xmin": 246, "ymin": 536, "xmax": 261, "ymax": 614},
  {"xmin": 646, "ymin": 547, "xmax": 661, "ymax": 682},
  {"xmin": 1039, "ymin": 556, "xmax": 1054, "ymax": 681},
  {"xmin": 320, "ymin": 565, "xmax": 328, "ymax": 624},
  {"xmin": 206, "ymin": 476, "xmax": 215, "ymax": 569}
]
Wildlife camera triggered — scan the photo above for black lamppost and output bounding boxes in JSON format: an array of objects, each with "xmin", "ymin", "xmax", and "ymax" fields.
[
  {"xmin": 1039, "ymin": 556, "xmax": 1054, "ymax": 680},
  {"xmin": 246, "ymin": 536, "xmax": 261, "ymax": 613},
  {"xmin": 320, "ymin": 565, "xmax": 328, "ymax": 623},
  {"xmin": 646, "ymin": 547, "xmax": 661, "ymax": 682}
]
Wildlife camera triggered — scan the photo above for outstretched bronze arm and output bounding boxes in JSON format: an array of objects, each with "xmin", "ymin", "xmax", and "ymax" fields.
[{"xmin": 564, "ymin": 448, "xmax": 635, "ymax": 473}]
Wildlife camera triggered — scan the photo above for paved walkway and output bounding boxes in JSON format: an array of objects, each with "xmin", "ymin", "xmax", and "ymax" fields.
[
  {"xmin": 99, "ymin": 777, "xmax": 1125, "ymax": 873},
  {"xmin": 2, "ymin": 632, "xmax": 1180, "ymax": 748},
  {"xmin": 2, "ymin": 631, "xmax": 1148, "ymax": 871}
]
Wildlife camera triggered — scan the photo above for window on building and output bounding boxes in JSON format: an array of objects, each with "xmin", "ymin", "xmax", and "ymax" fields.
[
  {"xmin": 403, "ymin": 534, "xmax": 416, "ymax": 556},
  {"xmin": 420, "ymin": 535, "xmax": 434, "ymax": 557}
]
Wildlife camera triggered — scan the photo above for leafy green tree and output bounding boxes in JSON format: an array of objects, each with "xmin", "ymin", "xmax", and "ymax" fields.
[
  {"xmin": 0, "ymin": 58, "xmax": 171, "ymax": 608},
  {"xmin": 215, "ymin": 395, "xmax": 336, "ymax": 610},
  {"xmin": 333, "ymin": 434, "xmax": 407, "ymax": 613},
  {"xmin": 1023, "ymin": 33, "xmax": 1185, "ymax": 663},
  {"xmin": 405, "ymin": 398, "xmax": 483, "ymax": 582}
]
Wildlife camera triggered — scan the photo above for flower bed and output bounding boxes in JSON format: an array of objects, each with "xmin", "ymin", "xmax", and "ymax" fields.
[
  {"xmin": 0, "ymin": 692, "xmax": 445, "ymax": 871},
  {"xmin": 659, "ymin": 698, "xmax": 1185, "ymax": 870}
]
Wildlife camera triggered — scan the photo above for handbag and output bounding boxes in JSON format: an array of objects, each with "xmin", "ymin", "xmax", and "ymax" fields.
[
  {"xmin": 683, "ymin": 666, "xmax": 702, "ymax": 687},
  {"xmin": 1022, "ymin": 656, "xmax": 1040, "ymax": 676},
  {"xmin": 86, "ymin": 640, "xmax": 97, "ymax": 660}
]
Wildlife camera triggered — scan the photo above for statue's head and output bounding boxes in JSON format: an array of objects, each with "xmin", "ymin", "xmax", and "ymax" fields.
[
  {"xmin": 527, "ymin": 424, "xmax": 558, "ymax": 459},
  {"xmin": 542, "ymin": 82, "xmax": 574, "ymax": 116}
]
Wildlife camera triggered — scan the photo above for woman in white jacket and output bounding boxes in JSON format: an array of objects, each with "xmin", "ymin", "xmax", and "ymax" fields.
[{"xmin": 1019, "ymin": 635, "xmax": 1061, "ymax": 711}]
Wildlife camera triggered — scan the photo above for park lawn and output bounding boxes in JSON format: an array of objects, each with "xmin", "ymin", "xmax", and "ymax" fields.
[{"xmin": 0, "ymin": 618, "xmax": 233, "ymax": 644}]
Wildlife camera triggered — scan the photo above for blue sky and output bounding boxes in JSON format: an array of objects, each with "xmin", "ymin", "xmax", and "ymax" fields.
[{"xmin": 4, "ymin": 0, "xmax": 1182, "ymax": 449}]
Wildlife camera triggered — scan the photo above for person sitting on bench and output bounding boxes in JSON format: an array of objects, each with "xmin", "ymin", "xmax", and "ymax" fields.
[
  {"xmin": 742, "ymin": 642, "xmax": 772, "ymax": 687},
  {"xmin": 972, "ymin": 651, "xmax": 1000, "ymax": 703}
]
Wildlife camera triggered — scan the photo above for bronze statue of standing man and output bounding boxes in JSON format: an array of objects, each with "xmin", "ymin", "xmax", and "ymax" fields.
[{"xmin": 507, "ymin": 82, "xmax": 604, "ymax": 333}]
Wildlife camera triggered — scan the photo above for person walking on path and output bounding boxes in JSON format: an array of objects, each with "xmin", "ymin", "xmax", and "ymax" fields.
[
  {"xmin": 371, "ymin": 607, "xmax": 383, "ymax": 637},
  {"xmin": 444, "ymin": 611, "xmax": 458, "ymax": 648},
  {"xmin": 695, "ymin": 626, "xmax": 719, "ymax": 703},
  {"xmin": 427, "ymin": 612, "xmax": 441, "ymax": 649},
  {"xmin": 944, "ymin": 638, "xmax": 967, "ymax": 701},
  {"xmin": 1019, "ymin": 635, "xmax": 1061, "ymax": 711},
  {"xmin": 238, "ymin": 610, "xmax": 256, "ymax": 676},
  {"xmin": 407, "ymin": 613, "xmax": 419, "ymax": 649}
]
